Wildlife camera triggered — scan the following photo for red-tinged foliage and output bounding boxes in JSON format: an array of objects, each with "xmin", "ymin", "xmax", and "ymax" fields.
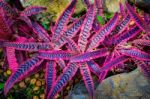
[{"xmin": 0, "ymin": 0, "xmax": 149, "ymax": 99}]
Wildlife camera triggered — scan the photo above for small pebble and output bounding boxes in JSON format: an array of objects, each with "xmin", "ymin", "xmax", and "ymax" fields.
[
  {"xmin": 40, "ymin": 93, "xmax": 45, "ymax": 99},
  {"xmin": 3, "ymin": 72, "xmax": 7, "ymax": 77},
  {"xmin": 19, "ymin": 81, "xmax": 26, "ymax": 88},
  {"xmin": 30, "ymin": 78, "xmax": 37, "ymax": 84},
  {"xmin": 33, "ymin": 86, "xmax": 39, "ymax": 91},
  {"xmin": 129, "ymin": 20, "xmax": 135, "ymax": 26},
  {"xmin": 36, "ymin": 80, "xmax": 42, "ymax": 87},
  {"xmin": 6, "ymin": 70, "xmax": 11, "ymax": 75},
  {"xmin": 25, "ymin": 77, "xmax": 31, "ymax": 83},
  {"xmin": 41, "ymin": 80, "xmax": 45, "ymax": 85},
  {"xmin": 33, "ymin": 96, "xmax": 39, "ymax": 99},
  {"xmin": 34, "ymin": 73, "xmax": 40, "ymax": 78}
]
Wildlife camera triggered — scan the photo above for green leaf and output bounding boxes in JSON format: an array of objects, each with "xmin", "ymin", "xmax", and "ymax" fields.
[
  {"xmin": 0, "ymin": 83, "xmax": 4, "ymax": 90},
  {"xmin": 97, "ymin": 15, "xmax": 105, "ymax": 25}
]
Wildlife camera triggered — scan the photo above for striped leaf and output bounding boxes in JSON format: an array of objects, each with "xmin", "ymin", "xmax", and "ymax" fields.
[
  {"xmin": 38, "ymin": 50, "xmax": 73, "ymax": 60},
  {"xmin": 56, "ymin": 59, "xmax": 66, "ymax": 69},
  {"xmin": 0, "ymin": 9, "xmax": 12, "ymax": 34},
  {"xmin": 99, "ymin": 55, "xmax": 128, "ymax": 72},
  {"xmin": 20, "ymin": 6, "xmax": 46, "ymax": 17},
  {"xmin": 45, "ymin": 61, "xmax": 56, "ymax": 95},
  {"xmin": 78, "ymin": 4, "xmax": 96, "ymax": 52},
  {"xmin": 113, "ymin": 26, "xmax": 142, "ymax": 45},
  {"xmin": 134, "ymin": 60, "xmax": 150, "ymax": 80},
  {"xmin": 4, "ymin": 56, "xmax": 43, "ymax": 95},
  {"xmin": 0, "ymin": 0, "xmax": 17, "ymax": 17},
  {"xmin": 86, "ymin": 60, "xmax": 101, "ymax": 77},
  {"xmin": 119, "ymin": 2, "xmax": 126, "ymax": 16},
  {"xmin": 87, "ymin": 13, "xmax": 119, "ymax": 51},
  {"xmin": 110, "ymin": 15, "xmax": 130, "ymax": 36},
  {"xmin": 47, "ymin": 63, "xmax": 78, "ymax": 99},
  {"xmin": 32, "ymin": 21, "xmax": 50, "ymax": 42},
  {"xmin": 70, "ymin": 48, "xmax": 108, "ymax": 62},
  {"xmin": 51, "ymin": 0, "xmax": 77, "ymax": 42},
  {"xmin": 80, "ymin": 62, "xmax": 94, "ymax": 99},
  {"xmin": 3, "ymin": 42, "xmax": 53, "ymax": 51},
  {"xmin": 6, "ymin": 47, "xmax": 18, "ymax": 72},
  {"xmin": 133, "ymin": 39, "xmax": 150, "ymax": 46},
  {"xmin": 119, "ymin": 48, "xmax": 150, "ymax": 61},
  {"xmin": 63, "ymin": 15, "xmax": 85, "ymax": 38},
  {"xmin": 126, "ymin": 3, "xmax": 146, "ymax": 31}
]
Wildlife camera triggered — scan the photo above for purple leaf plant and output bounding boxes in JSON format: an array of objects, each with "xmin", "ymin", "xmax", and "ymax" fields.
[{"xmin": 0, "ymin": 0, "xmax": 150, "ymax": 99}]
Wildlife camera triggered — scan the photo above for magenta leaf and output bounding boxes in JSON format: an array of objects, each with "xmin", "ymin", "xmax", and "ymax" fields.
[
  {"xmin": 56, "ymin": 59, "xmax": 66, "ymax": 69},
  {"xmin": 119, "ymin": 48, "xmax": 150, "ymax": 61},
  {"xmin": 51, "ymin": 0, "xmax": 77, "ymax": 42},
  {"xmin": 0, "ymin": 9, "xmax": 12, "ymax": 39},
  {"xmin": 80, "ymin": 62, "xmax": 94, "ymax": 99},
  {"xmin": 70, "ymin": 48, "xmax": 108, "ymax": 62},
  {"xmin": 133, "ymin": 39, "xmax": 150, "ymax": 46},
  {"xmin": 126, "ymin": 3, "xmax": 146, "ymax": 31},
  {"xmin": 45, "ymin": 61, "xmax": 56, "ymax": 94},
  {"xmin": 134, "ymin": 60, "xmax": 150, "ymax": 80},
  {"xmin": 78, "ymin": 4, "xmax": 96, "ymax": 52},
  {"xmin": 110, "ymin": 15, "xmax": 130, "ymax": 36},
  {"xmin": 38, "ymin": 50, "xmax": 73, "ymax": 60},
  {"xmin": 0, "ymin": 0, "xmax": 17, "ymax": 17},
  {"xmin": 6, "ymin": 47, "xmax": 18, "ymax": 72},
  {"xmin": 86, "ymin": 60, "xmax": 101, "ymax": 77},
  {"xmin": 4, "ymin": 56, "xmax": 43, "ymax": 95},
  {"xmin": 119, "ymin": 2, "xmax": 126, "ymax": 16},
  {"xmin": 99, "ymin": 55, "xmax": 128, "ymax": 72},
  {"xmin": 113, "ymin": 26, "xmax": 142, "ymax": 45},
  {"xmin": 20, "ymin": 6, "xmax": 46, "ymax": 17},
  {"xmin": 47, "ymin": 63, "xmax": 78, "ymax": 99},
  {"xmin": 63, "ymin": 15, "xmax": 85, "ymax": 38},
  {"xmin": 3, "ymin": 42, "xmax": 53, "ymax": 51},
  {"xmin": 87, "ymin": 13, "xmax": 119, "ymax": 51},
  {"xmin": 32, "ymin": 21, "xmax": 50, "ymax": 42}
]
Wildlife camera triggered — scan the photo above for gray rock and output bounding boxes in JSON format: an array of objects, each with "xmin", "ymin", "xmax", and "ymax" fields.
[{"xmin": 67, "ymin": 68, "xmax": 150, "ymax": 99}]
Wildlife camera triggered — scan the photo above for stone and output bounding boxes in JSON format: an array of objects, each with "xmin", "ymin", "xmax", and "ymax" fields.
[
  {"xmin": 67, "ymin": 68, "xmax": 150, "ymax": 99},
  {"xmin": 103, "ymin": 0, "xmax": 126, "ymax": 13}
]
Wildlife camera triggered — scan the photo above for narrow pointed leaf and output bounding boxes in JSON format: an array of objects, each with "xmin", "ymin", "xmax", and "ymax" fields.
[
  {"xmin": 110, "ymin": 15, "xmax": 130, "ymax": 36},
  {"xmin": 133, "ymin": 39, "xmax": 150, "ymax": 46},
  {"xmin": 119, "ymin": 2, "xmax": 126, "ymax": 16},
  {"xmin": 4, "ymin": 56, "xmax": 43, "ymax": 95},
  {"xmin": 63, "ymin": 15, "xmax": 85, "ymax": 38},
  {"xmin": 0, "ymin": 0, "xmax": 17, "ymax": 17},
  {"xmin": 48, "ymin": 63, "xmax": 78, "ymax": 99},
  {"xmin": 113, "ymin": 26, "xmax": 142, "ymax": 45},
  {"xmin": 78, "ymin": 4, "xmax": 96, "ymax": 52},
  {"xmin": 3, "ymin": 42, "xmax": 53, "ymax": 51},
  {"xmin": 32, "ymin": 21, "xmax": 50, "ymax": 42},
  {"xmin": 51, "ymin": 0, "xmax": 77, "ymax": 42},
  {"xmin": 20, "ymin": 6, "xmax": 46, "ymax": 17},
  {"xmin": 38, "ymin": 50, "xmax": 73, "ymax": 60},
  {"xmin": 87, "ymin": 60, "xmax": 101, "ymax": 77},
  {"xmin": 87, "ymin": 13, "xmax": 119, "ymax": 51},
  {"xmin": 80, "ymin": 62, "xmax": 94, "ymax": 99},
  {"xmin": 56, "ymin": 59, "xmax": 66, "ymax": 69},
  {"xmin": 6, "ymin": 47, "xmax": 18, "ymax": 72},
  {"xmin": 119, "ymin": 48, "xmax": 150, "ymax": 61},
  {"xmin": 46, "ymin": 61, "xmax": 56, "ymax": 94},
  {"xmin": 99, "ymin": 56, "xmax": 128, "ymax": 72},
  {"xmin": 70, "ymin": 48, "xmax": 108, "ymax": 62},
  {"xmin": 134, "ymin": 60, "xmax": 150, "ymax": 80},
  {"xmin": 126, "ymin": 3, "xmax": 146, "ymax": 31}
]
